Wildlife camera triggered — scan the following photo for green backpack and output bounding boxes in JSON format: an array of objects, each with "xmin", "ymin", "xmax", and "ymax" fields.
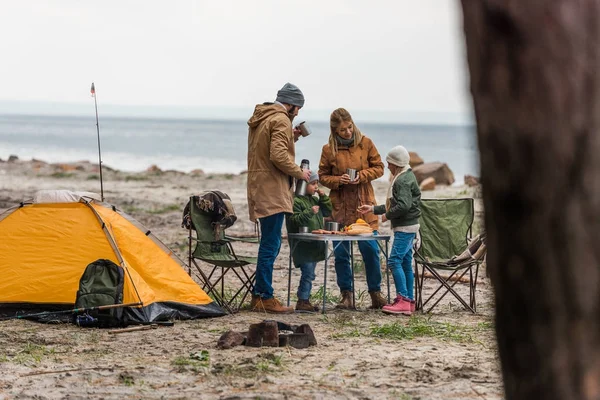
[{"xmin": 74, "ymin": 259, "xmax": 125, "ymax": 327}]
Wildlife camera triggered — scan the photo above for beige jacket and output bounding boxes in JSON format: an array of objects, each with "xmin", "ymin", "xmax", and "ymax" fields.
[{"xmin": 247, "ymin": 103, "xmax": 304, "ymax": 222}]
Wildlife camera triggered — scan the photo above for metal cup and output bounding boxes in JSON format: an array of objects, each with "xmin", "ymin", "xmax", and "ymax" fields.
[
  {"xmin": 299, "ymin": 226, "xmax": 309, "ymax": 233},
  {"xmin": 325, "ymin": 221, "xmax": 339, "ymax": 232},
  {"xmin": 346, "ymin": 168, "xmax": 357, "ymax": 181},
  {"xmin": 296, "ymin": 121, "xmax": 311, "ymax": 137}
]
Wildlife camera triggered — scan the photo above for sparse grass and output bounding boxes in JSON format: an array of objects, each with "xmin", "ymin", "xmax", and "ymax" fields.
[
  {"xmin": 171, "ymin": 350, "xmax": 210, "ymax": 373},
  {"xmin": 211, "ymin": 352, "xmax": 286, "ymax": 379},
  {"xmin": 322, "ymin": 313, "xmax": 358, "ymax": 329},
  {"xmin": 86, "ymin": 174, "xmax": 100, "ymax": 180},
  {"xmin": 251, "ymin": 353, "xmax": 285, "ymax": 374},
  {"xmin": 124, "ymin": 175, "xmax": 149, "ymax": 182},
  {"xmin": 50, "ymin": 172, "xmax": 75, "ymax": 179},
  {"xmin": 13, "ymin": 342, "xmax": 54, "ymax": 365},
  {"xmin": 122, "ymin": 205, "xmax": 144, "ymax": 214},
  {"xmin": 148, "ymin": 204, "xmax": 180, "ymax": 214},
  {"xmin": 353, "ymin": 259, "xmax": 365, "ymax": 273},
  {"xmin": 88, "ymin": 331, "xmax": 101, "ymax": 344},
  {"xmin": 370, "ymin": 316, "xmax": 490, "ymax": 344},
  {"xmin": 389, "ymin": 391, "xmax": 414, "ymax": 400},
  {"xmin": 119, "ymin": 372, "xmax": 135, "ymax": 386},
  {"xmin": 327, "ymin": 315, "xmax": 494, "ymax": 344},
  {"xmin": 312, "ymin": 286, "xmax": 341, "ymax": 305}
]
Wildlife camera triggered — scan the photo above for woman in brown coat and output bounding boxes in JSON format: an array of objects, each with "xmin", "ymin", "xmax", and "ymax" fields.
[{"xmin": 318, "ymin": 108, "xmax": 387, "ymax": 309}]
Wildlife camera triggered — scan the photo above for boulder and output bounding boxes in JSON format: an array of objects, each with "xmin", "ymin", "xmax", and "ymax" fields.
[
  {"xmin": 8, "ymin": 155, "xmax": 19, "ymax": 163},
  {"xmin": 413, "ymin": 162, "xmax": 455, "ymax": 185},
  {"xmin": 189, "ymin": 169, "xmax": 205, "ymax": 176},
  {"xmin": 55, "ymin": 163, "xmax": 77, "ymax": 172},
  {"xmin": 464, "ymin": 175, "xmax": 480, "ymax": 187},
  {"xmin": 419, "ymin": 177, "xmax": 436, "ymax": 191},
  {"xmin": 409, "ymin": 152, "xmax": 424, "ymax": 167},
  {"xmin": 146, "ymin": 164, "xmax": 162, "ymax": 173}
]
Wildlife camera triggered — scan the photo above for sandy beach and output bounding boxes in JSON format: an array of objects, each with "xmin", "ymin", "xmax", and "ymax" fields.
[{"xmin": 0, "ymin": 158, "xmax": 499, "ymax": 399}]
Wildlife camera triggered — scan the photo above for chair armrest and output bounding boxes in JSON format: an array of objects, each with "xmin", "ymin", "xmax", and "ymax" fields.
[{"xmin": 225, "ymin": 235, "xmax": 259, "ymax": 244}]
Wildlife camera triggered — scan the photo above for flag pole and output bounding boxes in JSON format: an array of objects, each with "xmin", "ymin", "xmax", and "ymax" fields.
[{"xmin": 91, "ymin": 82, "xmax": 104, "ymax": 201}]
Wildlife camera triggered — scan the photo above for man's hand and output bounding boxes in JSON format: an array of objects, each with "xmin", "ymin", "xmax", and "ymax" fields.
[
  {"xmin": 302, "ymin": 169, "xmax": 311, "ymax": 181},
  {"xmin": 293, "ymin": 127, "xmax": 302, "ymax": 143},
  {"xmin": 311, "ymin": 205, "xmax": 320, "ymax": 214},
  {"xmin": 357, "ymin": 205, "xmax": 373, "ymax": 215}
]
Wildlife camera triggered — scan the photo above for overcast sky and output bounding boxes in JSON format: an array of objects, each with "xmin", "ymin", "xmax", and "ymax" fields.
[{"xmin": 0, "ymin": 1, "xmax": 472, "ymax": 123}]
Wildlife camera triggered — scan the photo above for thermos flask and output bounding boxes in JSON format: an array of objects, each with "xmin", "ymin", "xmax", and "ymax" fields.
[{"xmin": 295, "ymin": 159, "xmax": 310, "ymax": 196}]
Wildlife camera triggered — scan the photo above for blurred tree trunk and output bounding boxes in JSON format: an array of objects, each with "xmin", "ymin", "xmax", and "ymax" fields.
[{"xmin": 460, "ymin": 1, "xmax": 600, "ymax": 399}]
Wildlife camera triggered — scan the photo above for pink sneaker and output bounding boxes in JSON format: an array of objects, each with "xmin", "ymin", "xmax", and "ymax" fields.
[
  {"xmin": 410, "ymin": 299, "xmax": 416, "ymax": 313},
  {"xmin": 382, "ymin": 295, "xmax": 412, "ymax": 316}
]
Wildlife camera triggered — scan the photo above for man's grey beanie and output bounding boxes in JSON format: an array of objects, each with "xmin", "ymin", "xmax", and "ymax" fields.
[{"xmin": 276, "ymin": 83, "xmax": 305, "ymax": 108}]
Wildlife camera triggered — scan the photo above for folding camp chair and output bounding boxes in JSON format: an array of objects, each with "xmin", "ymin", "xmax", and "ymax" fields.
[
  {"xmin": 414, "ymin": 198, "xmax": 486, "ymax": 313},
  {"xmin": 187, "ymin": 196, "xmax": 257, "ymax": 313}
]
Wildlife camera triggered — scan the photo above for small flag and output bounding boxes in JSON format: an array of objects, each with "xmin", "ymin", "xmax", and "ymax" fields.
[{"xmin": 90, "ymin": 82, "xmax": 96, "ymax": 97}]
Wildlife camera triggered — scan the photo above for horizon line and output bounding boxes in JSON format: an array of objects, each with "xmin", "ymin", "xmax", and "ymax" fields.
[{"xmin": 0, "ymin": 99, "xmax": 475, "ymax": 126}]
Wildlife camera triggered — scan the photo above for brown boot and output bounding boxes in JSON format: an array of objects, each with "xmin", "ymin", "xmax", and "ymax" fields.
[
  {"xmin": 295, "ymin": 299, "xmax": 319, "ymax": 312},
  {"xmin": 335, "ymin": 290, "xmax": 355, "ymax": 309},
  {"xmin": 368, "ymin": 291, "xmax": 387, "ymax": 309},
  {"xmin": 250, "ymin": 295, "xmax": 294, "ymax": 314}
]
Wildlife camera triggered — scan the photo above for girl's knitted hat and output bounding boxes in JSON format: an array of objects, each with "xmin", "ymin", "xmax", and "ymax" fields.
[{"xmin": 386, "ymin": 145, "xmax": 410, "ymax": 168}]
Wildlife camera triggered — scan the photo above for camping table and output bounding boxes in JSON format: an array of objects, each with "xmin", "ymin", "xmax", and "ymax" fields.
[{"xmin": 287, "ymin": 233, "xmax": 391, "ymax": 314}]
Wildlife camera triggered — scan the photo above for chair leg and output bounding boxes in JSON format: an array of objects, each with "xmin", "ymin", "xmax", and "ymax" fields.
[
  {"xmin": 422, "ymin": 265, "xmax": 475, "ymax": 313},
  {"xmin": 191, "ymin": 260, "xmax": 232, "ymax": 312},
  {"xmin": 415, "ymin": 262, "xmax": 425, "ymax": 312},
  {"xmin": 471, "ymin": 263, "xmax": 480, "ymax": 312}
]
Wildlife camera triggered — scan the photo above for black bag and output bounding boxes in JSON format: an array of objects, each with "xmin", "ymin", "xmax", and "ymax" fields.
[{"xmin": 74, "ymin": 259, "xmax": 125, "ymax": 328}]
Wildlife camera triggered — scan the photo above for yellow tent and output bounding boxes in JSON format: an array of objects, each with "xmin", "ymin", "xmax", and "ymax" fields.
[{"xmin": 0, "ymin": 191, "xmax": 224, "ymax": 322}]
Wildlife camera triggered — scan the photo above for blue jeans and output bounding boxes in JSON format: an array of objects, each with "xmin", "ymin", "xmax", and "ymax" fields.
[
  {"xmin": 389, "ymin": 231, "xmax": 416, "ymax": 300},
  {"xmin": 333, "ymin": 231, "xmax": 381, "ymax": 292},
  {"xmin": 296, "ymin": 262, "xmax": 317, "ymax": 300},
  {"xmin": 253, "ymin": 212, "xmax": 285, "ymax": 299}
]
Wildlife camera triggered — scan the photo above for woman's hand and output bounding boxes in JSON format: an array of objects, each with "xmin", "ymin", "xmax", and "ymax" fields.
[
  {"xmin": 339, "ymin": 173, "xmax": 351, "ymax": 185},
  {"xmin": 381, "ymin": 214, "xmax": 388, "ymax": 223},
  {"xmin": 357, "ymin": 205, "xmax": 373, "ymax": 215},
  {"xmin": 340, "ymin": 174, "xmax": 360, "ymax": 185}
]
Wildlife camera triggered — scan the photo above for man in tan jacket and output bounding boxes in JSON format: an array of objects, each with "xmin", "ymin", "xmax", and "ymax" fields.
[{"xmin": 247, "ymin": 83, "xmax": 311, "ymax": 313}]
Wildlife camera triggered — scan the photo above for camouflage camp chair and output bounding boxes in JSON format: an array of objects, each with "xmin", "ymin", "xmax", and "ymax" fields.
[
  {"xmin": 187, "ymin": 196, "xmax": 257, "ymax": 313},
  {"xmin": 414, "ymin": 198, "xmax": 486, "ymax": 313}
]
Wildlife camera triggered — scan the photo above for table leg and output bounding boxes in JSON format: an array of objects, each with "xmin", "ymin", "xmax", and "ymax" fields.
[
  {"xmin": 350, "ymin": 240, "xmax": 356, "ymax": 309},
  {"xmin": 386, "ymin": 239, "xmax": 390, "ymax": 303},
  {"xmin": 322, "ymin": 240, "xmax": 329, "ymax": 314}
]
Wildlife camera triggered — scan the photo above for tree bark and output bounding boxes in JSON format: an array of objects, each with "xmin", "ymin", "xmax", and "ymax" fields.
[{"xmin": 460, "ymin": 1, "xmax": 600, "ymax": 399}]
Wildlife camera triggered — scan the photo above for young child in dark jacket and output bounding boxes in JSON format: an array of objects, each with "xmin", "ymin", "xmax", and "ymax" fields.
[
  {"xmin": 358, "ymin": 145, "xmax": 421, "ymax": 315},
  {"xmin": 286, "ymin": 172, "xmax": 333, "ymax": 312}
]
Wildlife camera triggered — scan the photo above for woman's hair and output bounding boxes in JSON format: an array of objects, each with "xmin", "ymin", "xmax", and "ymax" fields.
[{"xmin": 328, "ymin": 108, "xmax": 363, "ymax": 155}]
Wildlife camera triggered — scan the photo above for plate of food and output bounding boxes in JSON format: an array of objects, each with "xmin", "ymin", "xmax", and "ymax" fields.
[
  {"xmin": 343, "ymin": 219, "xmax": 373, "ymax": 236},
  {"xmin": 311, "ymin": 229, "xmax": 342, "ymax": 235}
]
